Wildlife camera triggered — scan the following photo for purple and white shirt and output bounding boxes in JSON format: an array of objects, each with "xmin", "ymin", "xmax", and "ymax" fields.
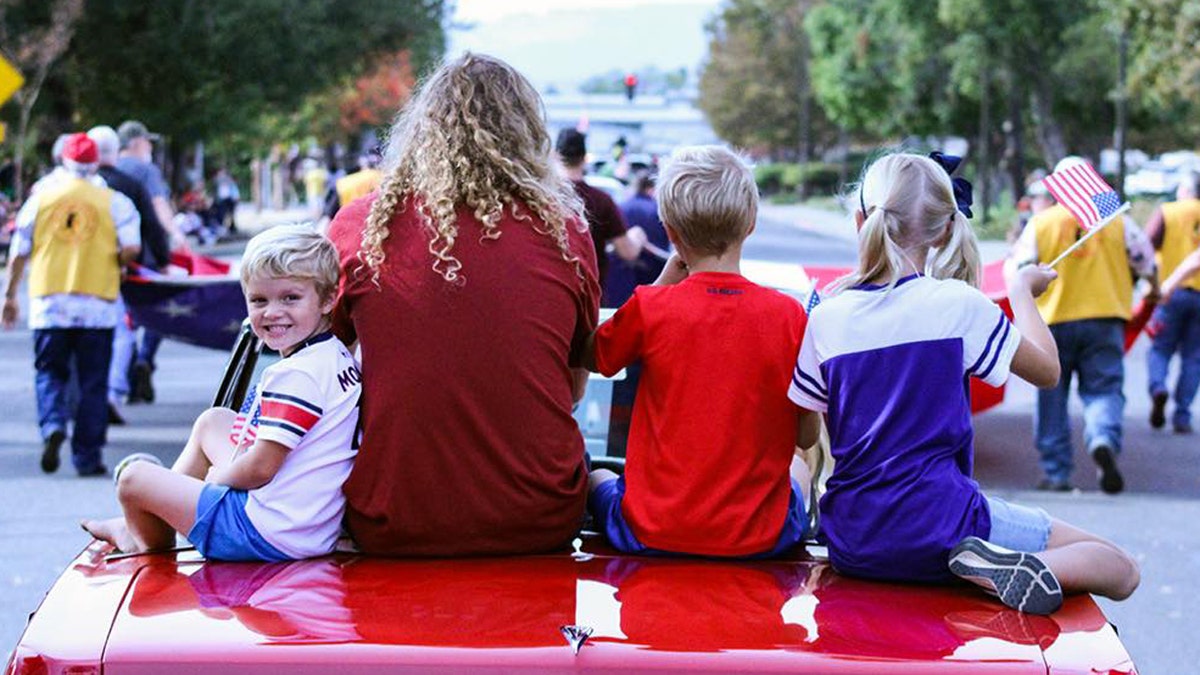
[{"xmin": 789, "ymin": 274, "xmax": 1021, "ymax": 582}]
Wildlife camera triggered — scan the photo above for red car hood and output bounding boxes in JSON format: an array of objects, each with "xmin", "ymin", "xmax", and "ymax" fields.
[{"xmin": 8, "ymin": 540, "xmax": 1136, "ymax": 675}]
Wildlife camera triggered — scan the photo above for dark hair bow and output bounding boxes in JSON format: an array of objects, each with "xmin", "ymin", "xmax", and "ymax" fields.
[{"xmin": 928, "ymin": 151, "xmax": 974, "ymax": 219}]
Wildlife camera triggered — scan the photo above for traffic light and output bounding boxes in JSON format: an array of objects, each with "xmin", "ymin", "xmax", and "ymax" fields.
[{"xmin": 623, "ymin": 73, "xmax": 638, "ymax": 102}]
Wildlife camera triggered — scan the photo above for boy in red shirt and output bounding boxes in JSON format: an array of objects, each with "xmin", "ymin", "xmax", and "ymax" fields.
[{"xmin": 584, "ymin": 145, "xmax": 815, "ymax": 557}]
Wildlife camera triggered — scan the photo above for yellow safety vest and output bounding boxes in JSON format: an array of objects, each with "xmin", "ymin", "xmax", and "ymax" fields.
[
  {"xmin": 1157, "ymin": 199, "xmax": 1200, "ymax": 293},
  {"xmin": 29, "ymin": 177, "xmax": 119, "ymax": 301},
  {"xmin": 336, "ymin": 169, "xmax": 382, "ymax": 207},
  {"xmin": 1033, "ymin": 204, "xmax": 1132, "ymax": 324}
]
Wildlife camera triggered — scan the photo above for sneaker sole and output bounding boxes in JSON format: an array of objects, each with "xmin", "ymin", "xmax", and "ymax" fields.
[
  {"xmin": 1149, "ymin": 392, "xmax": 1168, "ymax": 429},
  {"xmin": 1092, "ymin": 446, "xmax": 1124, "ymax": 494},
  {"xmin": 948, "ymin": 537, "xmax": 1063, "ymax": 615},
  {"xmin": 41, "ymin": 430, "xmax": 66, "ymax": 474}
]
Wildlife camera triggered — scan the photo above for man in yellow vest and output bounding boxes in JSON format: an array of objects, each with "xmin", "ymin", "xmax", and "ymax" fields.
[
  {"xmin": 1143, "ymin": 172, "xmax": 1200, "ymax": 434},
  {"xmin": 2, "ymin": 134, "xmax": 141, "ymax": 476},
  {"xmin": 1006, "ymin": 156, "xmax": 1156, "ymax": 494},
  {"xmin": 319, "ymin": 150, "xmax": 382, "ymax": 225}
]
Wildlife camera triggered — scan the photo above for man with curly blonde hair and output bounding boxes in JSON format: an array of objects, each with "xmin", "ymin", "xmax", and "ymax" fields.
[{"xmin": 328, "ymin": 53, "xmax": 600, "ymax": 556}]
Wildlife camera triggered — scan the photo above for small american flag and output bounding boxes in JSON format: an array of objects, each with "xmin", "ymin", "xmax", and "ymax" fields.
[{"xmin": 1043, "ymin": 162, "xmax": 1127, "ymax": 231}]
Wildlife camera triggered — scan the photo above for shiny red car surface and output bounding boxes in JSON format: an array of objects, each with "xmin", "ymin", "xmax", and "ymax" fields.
[
  {"xmin": 5, "ymin": 258, "xmax": 1141, "ymax": 675},
  {"xmin": 7, "ymin": 538, "xmax": 1137, "ymax": 675}
]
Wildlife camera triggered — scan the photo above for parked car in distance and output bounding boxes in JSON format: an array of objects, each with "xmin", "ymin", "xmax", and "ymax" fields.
[{"xmin": 5, "ymin": 266, "xmax": 1138, "ymax": 675}]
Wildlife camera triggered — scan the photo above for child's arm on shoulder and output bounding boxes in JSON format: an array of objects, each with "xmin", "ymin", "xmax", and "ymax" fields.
[
  {"xmin": 1006, "ymin": 264, "xmax": 1061, "ymax": 388},
  {"xmin": 207, "ymin": 439, "xmax": 288, "ymax": 490}
]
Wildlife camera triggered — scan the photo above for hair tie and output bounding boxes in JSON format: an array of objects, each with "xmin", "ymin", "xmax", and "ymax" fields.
[{"xmin": 928, "ymin": 151, "xmax": 974, "ymax": 219}]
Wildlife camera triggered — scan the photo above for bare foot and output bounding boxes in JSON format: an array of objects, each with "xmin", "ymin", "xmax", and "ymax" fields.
[{"xmin": 81, "ymin": 517, "xmax": 143, "ymax": 554}]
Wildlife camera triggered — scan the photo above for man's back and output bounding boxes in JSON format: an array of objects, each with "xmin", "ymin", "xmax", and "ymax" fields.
[{"xmin": 99, "ymin": 165, "xmax": 169, "ymax": 269}]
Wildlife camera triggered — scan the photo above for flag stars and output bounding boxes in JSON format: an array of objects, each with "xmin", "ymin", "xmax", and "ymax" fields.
[{"xmin": 158, "ymin": 300, "xmax": 196, "ymax": 318}]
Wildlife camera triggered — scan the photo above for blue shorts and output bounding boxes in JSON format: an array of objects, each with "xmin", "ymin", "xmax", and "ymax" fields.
[
  {"xmin": 590, "ymin": 476, "xmax": 808, "ymax": 558},
  {"xmin": 985, "ymin": 495, "xmax": 1052, "ymax": 553},
  {"xmin": 187, "ymin": 483, "xmax": 291, "ymax": 562}
]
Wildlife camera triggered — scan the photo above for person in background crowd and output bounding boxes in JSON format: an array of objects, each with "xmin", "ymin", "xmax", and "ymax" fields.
[
  {"xmin": 2, "ymin": 133, "xmax": 141, "ymax": 476},
  {"xmin": 606, "ymin": 169, "xmax": 670, "ymax": 306},
  {"xmin": 212, "ymin": 168, "xmax": 240, "ymax": 234},
  {"xmin": 320, "ymin": 151, "xmax": 382, "ymax": 225},
  {"xmin": 303, "ymin": 158, "xmax": 329, "ymax": 220},
  {"xmin": 87, "ymin": 125, "xmax": 171, "ymax": 426},
  {"xmin": 117, "ymin": 120, "xmax": 180, "ymax": 404},
  {"xmin": 1006, "ymin": 156, "xmax": 1156, "ymax": 494},
  {"xmin": 1142, "ymin": 171, "xmax": 1200, "ymax": 434},
  {"xmin": 556, "ymin": 128, "xmax": 644, "ymax": 305}
]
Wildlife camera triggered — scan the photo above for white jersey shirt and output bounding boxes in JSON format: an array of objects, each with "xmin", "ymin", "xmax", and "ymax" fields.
[{"xmin": 233, "ymin": 333, "xmax": 362, "ymax": 559}]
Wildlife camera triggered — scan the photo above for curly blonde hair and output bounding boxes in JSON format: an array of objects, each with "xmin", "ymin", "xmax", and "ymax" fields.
[{"xmin": 357, "ymin": 52, "xmax": 584, "ymax": 285}]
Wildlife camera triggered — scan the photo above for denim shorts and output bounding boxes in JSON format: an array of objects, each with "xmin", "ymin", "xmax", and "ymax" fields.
[
  {"xmin": 590, "ymin": 476, "xmax": 808, "ymax": 558},
  {"xmin": 985, "ymin": 495, "xmax": 1052, "ymax": 553},
  {"xmin": 187, "ymin": 483, "xmax": 291, "ymax": 562}
]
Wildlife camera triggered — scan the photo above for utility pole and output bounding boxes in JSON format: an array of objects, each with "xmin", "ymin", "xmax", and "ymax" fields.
[
  {"xmin": 1114, "ymin": 25, "xmax": 1129, "ymax": 202},
  {"xmin": 977, "ymin": 59, "xmax": 991, "ymax": 224}
]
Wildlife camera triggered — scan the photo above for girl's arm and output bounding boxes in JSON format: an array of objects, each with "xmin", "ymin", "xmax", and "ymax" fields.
[
  {"xmin": 1007, "ymin": 264, "xmax": 1061, "ymax": 388},
  {"xmin": 207, "ymin": 439, "xmax": 288, "ymax": 490}
]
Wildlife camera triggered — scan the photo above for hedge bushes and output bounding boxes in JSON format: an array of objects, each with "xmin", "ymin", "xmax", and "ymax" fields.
[{"xmin": 754, "ymin": 162, "xmax": 843, "ymax": 197}]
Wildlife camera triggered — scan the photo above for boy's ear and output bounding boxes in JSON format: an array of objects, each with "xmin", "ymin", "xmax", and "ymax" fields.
[
  {"xmin": 854, "ymin": 209, "xmax": 866, "ymax": 231},
  {"xmin": 319, "ymin": 292, "xmax": 337, "ymax": 316}
]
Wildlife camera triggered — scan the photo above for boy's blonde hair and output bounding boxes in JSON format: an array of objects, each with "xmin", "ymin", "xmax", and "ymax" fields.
[
  {"xmin": 241, "ymin": 224, "xmax": 340, "ymax": 300},
  {"xmin": 832, "ymin": 153, "xmax": 980, "ymax": 294},
  {"xmin": 656, "ymin": 145, "xmax": 757, "ymax": 256}
]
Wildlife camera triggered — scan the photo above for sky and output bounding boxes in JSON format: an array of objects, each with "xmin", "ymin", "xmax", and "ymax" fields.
[{"xmin": 447, "ymin": 0, "xmax": 723, "ymax": 91}]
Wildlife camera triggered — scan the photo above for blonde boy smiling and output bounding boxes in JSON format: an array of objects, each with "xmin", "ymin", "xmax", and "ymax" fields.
[{"xmin": 84, "ymin": 225, "xmax": 362, "ymax": 561}]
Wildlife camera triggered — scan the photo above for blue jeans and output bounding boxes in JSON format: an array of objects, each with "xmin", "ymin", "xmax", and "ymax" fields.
[
  {"xmin": 1147, "ymin": 288, "xmax": 1200, "ymax": 427},
  {"xmin": 34, "ymin": 328, "xmax": 114, "ymax": 472},
  {"xmin": 109, "ymin": 298, "xmax": 135, "ymax": 398},
  {"xmin": 1035, "ymin": 318, "xmax": 1125, "ymax": 483},
  {"xmin": 137, "ymin": 327, "xmax": 162, "ymax": 368}
]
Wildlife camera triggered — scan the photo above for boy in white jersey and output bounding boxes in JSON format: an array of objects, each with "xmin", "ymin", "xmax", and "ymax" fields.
[{"xmin": 84, "ymin": 225, "xmax": 362, "ymax": 560}]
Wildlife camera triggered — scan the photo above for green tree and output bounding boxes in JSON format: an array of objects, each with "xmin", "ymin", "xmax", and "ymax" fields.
[
  {"xmin": 64, "ymin": 0, "xmax": 445, "ymax": 156},
  {"xmin": 698, "ymin": 0, "xmax": 835, "ymax": 160}
]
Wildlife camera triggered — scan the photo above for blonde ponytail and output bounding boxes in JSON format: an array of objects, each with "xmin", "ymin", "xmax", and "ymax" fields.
[{"xmin": 928, "ymin": 210, "xmax": 981, "ymax": 288}]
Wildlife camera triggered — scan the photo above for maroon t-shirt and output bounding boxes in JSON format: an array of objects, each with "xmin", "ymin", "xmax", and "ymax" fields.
[
  {"xmin": 329, "ymin": 195, "xmax": 600, "ymax": 556},
  {"xmin": 572, "ymin": 179, "xmax": 627, "ymax": 288}
]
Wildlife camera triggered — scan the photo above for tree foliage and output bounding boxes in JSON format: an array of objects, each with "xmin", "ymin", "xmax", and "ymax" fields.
[
  {"xmin": 64, "ymin": 0, "xmax": 445, "ymax": 144},
  {"xmin": 698, "ymin": 0, "xmax": 836, "ymax": 160}
]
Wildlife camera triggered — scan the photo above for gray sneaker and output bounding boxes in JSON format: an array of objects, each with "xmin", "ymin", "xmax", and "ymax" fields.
[
  {"xmin": 112, "ymin": 452, "xmax": 165, "ymax": 485},
  {"xmin": 948, "ymin": 537, "xmax": 1063, "ymax": 615}
]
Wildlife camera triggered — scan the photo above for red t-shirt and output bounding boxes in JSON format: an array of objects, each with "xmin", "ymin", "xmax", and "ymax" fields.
[
  {"xmin": 329, "ymin": 195, "xmax": 600, "ymax": 556},
  {"xmin": 593, "ymin": 272, "xmax": 806, "ymax": 556}
]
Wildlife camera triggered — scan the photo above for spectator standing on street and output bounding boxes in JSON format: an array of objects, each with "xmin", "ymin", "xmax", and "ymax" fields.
[
  {"xmin": 320, "ymin": 151, "xmax": 382, "ymax": 225},
  {"xmin": 329, "ymin": 52, "xmax": 599, "ymax": 556},
  {"xmin": 212, "ymin": 168, "xmax": 240, "ymax": 234},
  {"xmin": 556, "ymin": 128, "xmax": 644, "ymax": 305},
  {"xmin": 87, "ymin": 125, "xmax": 171, "ymax": 426},
  {"xmin": 2, "ymin": 133, "xmax": 141, "ymax": 476},
  {"xmin": 1006, "ymin": 156, "xmax": 1156, "ymax": 493},
  {"xmin": 303, "ymin": 158, "xmax": 329, "ymax": 220},
  {"xmin": 606, "ymin": 170, "xmax": 670, "ymax": 306},
  {"xmin": 117, "ymin": 120, "xmax": 180, "ymax": 404},
  {"xmin": 1143, "ymin": 172, "xmax": 1200, "ymax": 434}
]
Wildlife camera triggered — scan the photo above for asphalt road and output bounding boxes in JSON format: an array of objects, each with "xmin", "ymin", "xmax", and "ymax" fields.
[{"xmin": 2, "ymin": 206, "xmax": 1196, "ymax": 673}]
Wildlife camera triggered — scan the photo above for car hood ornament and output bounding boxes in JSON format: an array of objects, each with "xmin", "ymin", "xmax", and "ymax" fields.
[{"xmin": 559, "ymin": 624, "xmax": 594, "ymax": 655}]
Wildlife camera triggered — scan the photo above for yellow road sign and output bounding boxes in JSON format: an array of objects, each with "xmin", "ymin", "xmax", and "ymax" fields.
[{"xmin": 0, "ymin": 55, "xmax": 24, "ymax": 107}]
